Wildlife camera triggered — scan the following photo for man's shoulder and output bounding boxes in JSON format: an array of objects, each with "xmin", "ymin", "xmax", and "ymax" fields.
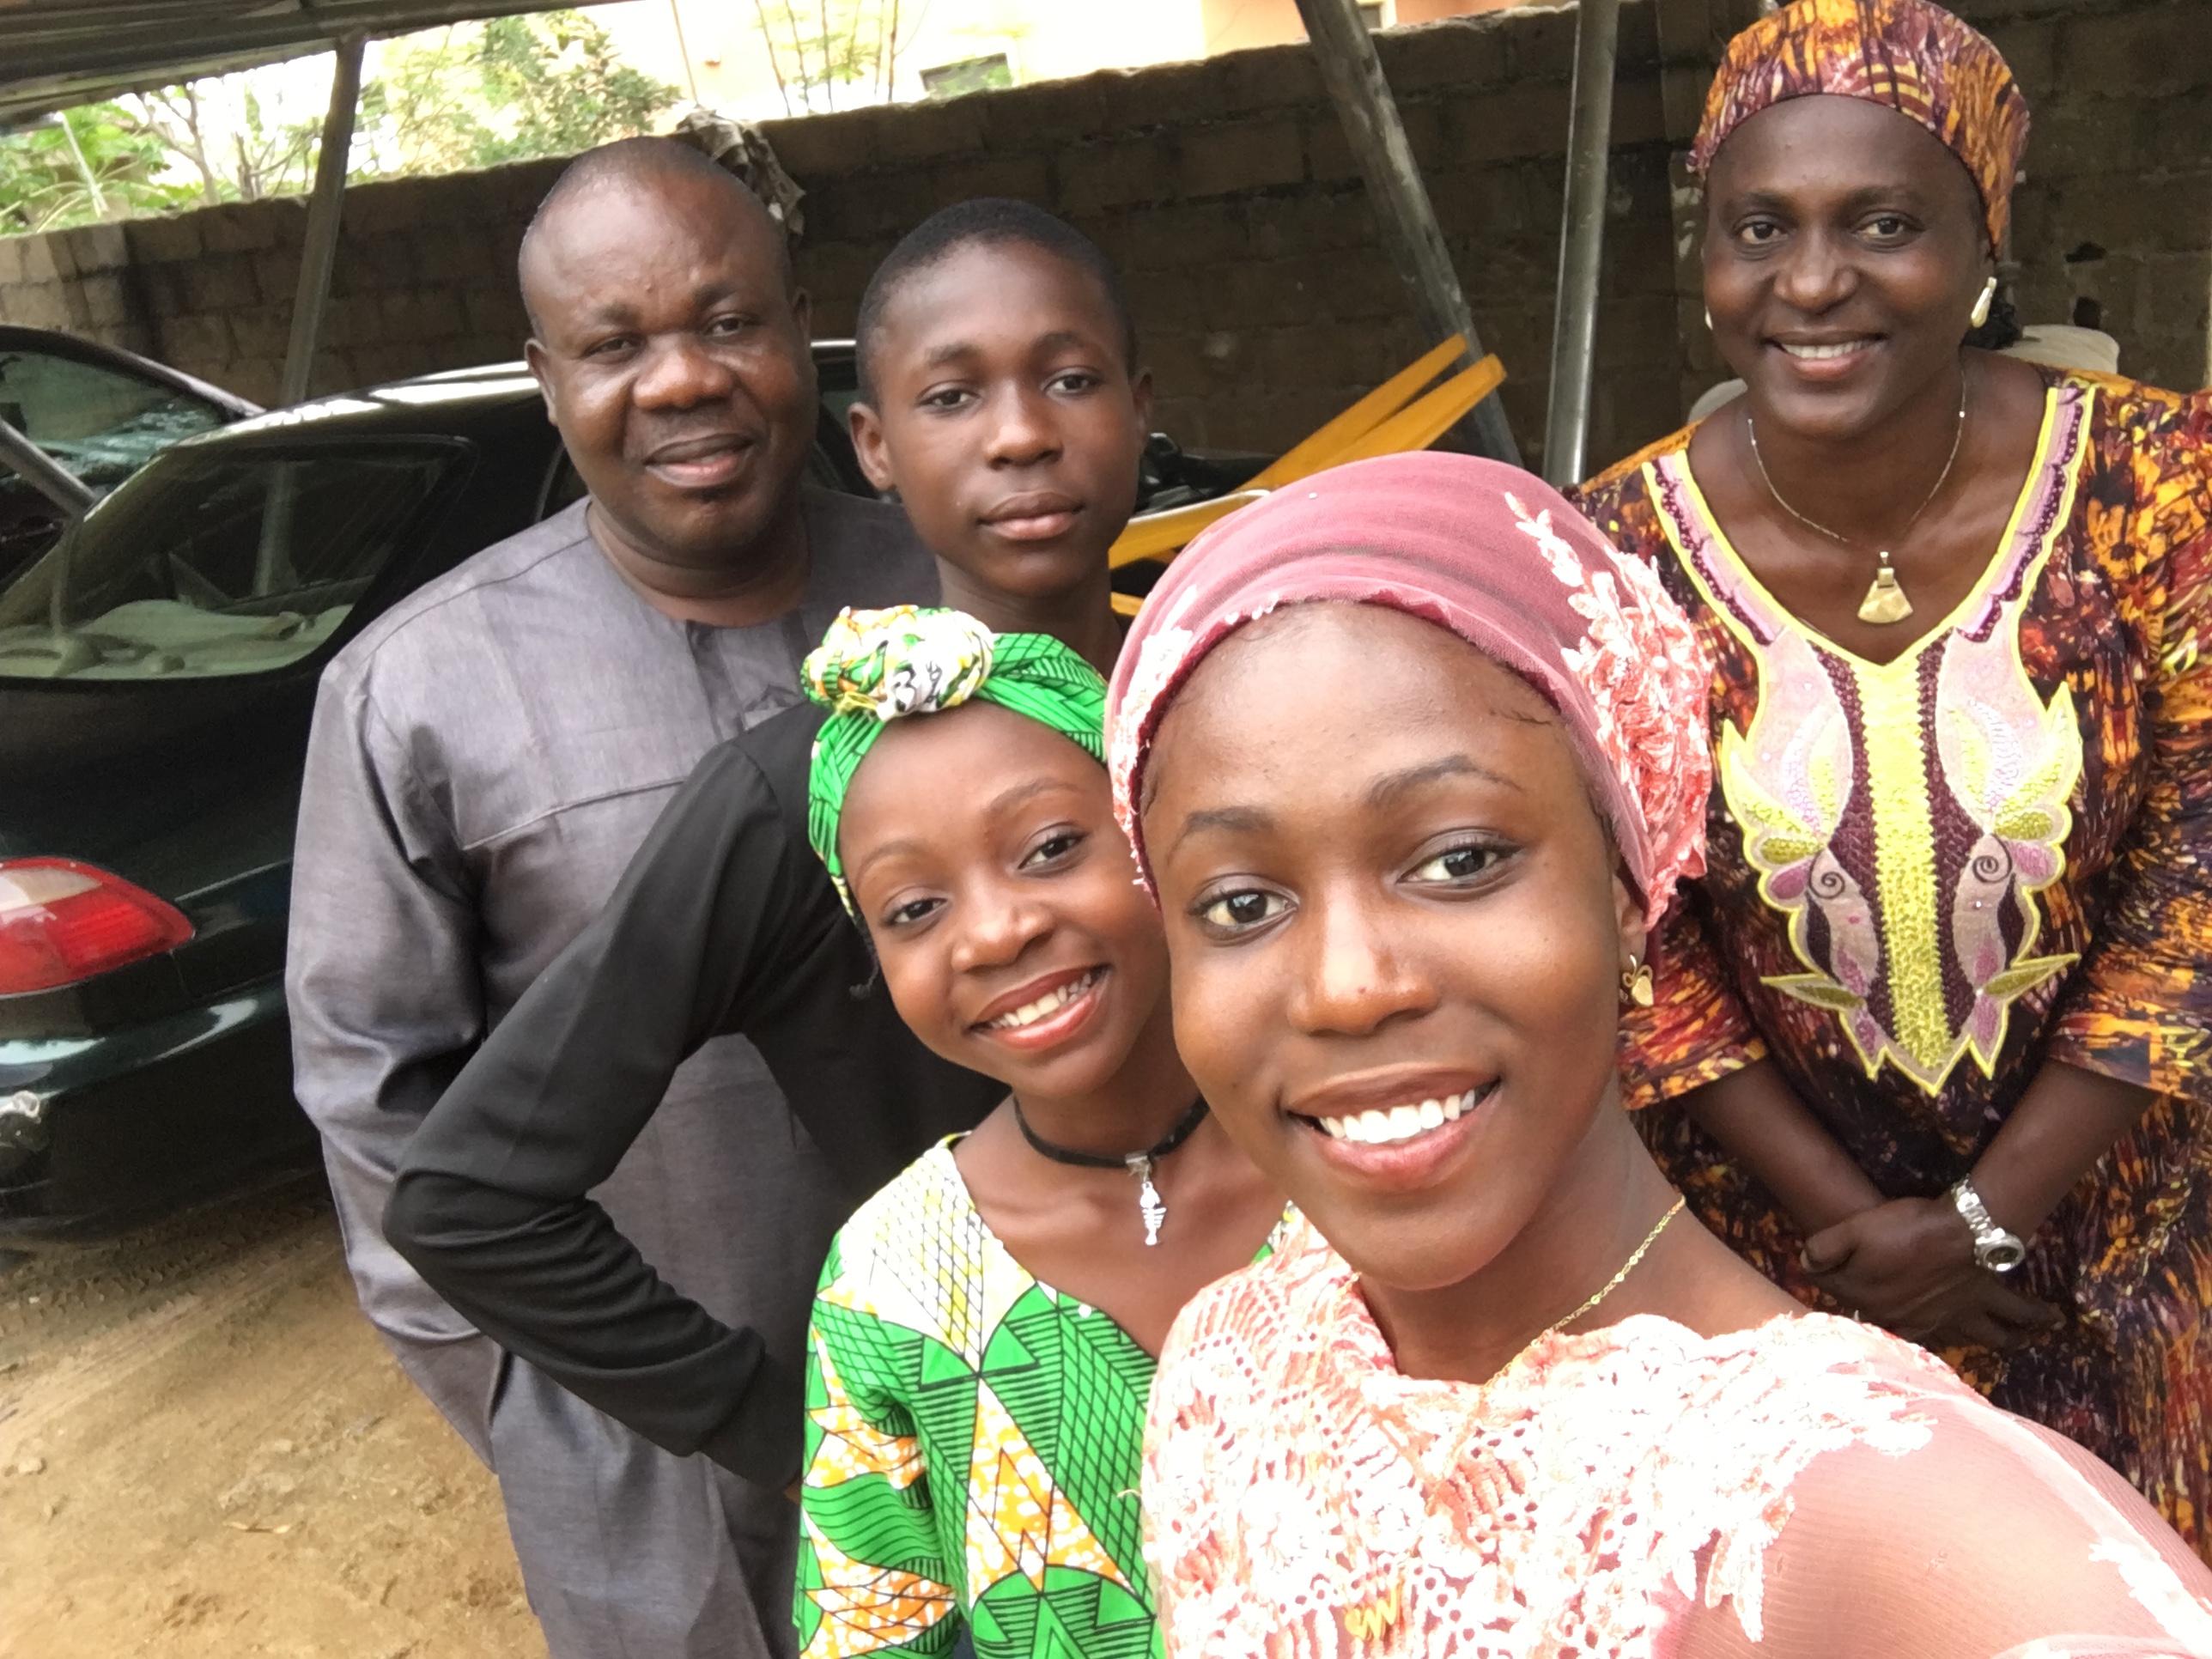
[
  {"xmin": 675, "ymin": 702, "xmax": 829, "ymax": 847},
  {"xmin": 800, "ymin": 483, "xmax": 914, "ymax": 544},
  {"xmin": 801, "ymin": 485, "xmax": 938, "ymax": 600},
  {"xmin": 323, "ymin": 502, "xmax": 597, "ymax": 691}
]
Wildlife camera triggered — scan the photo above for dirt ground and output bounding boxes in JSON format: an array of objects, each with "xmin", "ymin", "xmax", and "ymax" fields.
[{"xmin": 0, "ymin": 1176, "xmax": 546, "ymax": 1659}]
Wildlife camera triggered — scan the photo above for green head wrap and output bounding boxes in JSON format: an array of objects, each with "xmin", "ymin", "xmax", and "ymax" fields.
[{"xmin": 804, "ymin": 605, "xmax": 1108, "ymax": 914}]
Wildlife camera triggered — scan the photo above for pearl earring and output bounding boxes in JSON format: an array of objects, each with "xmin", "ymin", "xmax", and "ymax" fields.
[
  {"xmin": 1969, "ymin": 276, "xmax": 1996, "ymax": 330},
  {"xmin": 1704, "ymin": 307, "xmax": 1715, "ymax": 331}
]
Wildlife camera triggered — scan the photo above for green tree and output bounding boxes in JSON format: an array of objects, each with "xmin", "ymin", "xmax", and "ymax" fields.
[
  {"xmin": 0, "ymin": 103, "xmax": 188, "ymax": 234},
  {"xmin": 357, "ymin": 12, "xmax": 678, "ymax": 176}
]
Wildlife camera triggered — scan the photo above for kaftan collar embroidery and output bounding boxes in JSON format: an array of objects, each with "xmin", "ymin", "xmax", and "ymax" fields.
[{"xmin": 1644, "ymin": 384, "xmax": 2091, "ymax": 1094}]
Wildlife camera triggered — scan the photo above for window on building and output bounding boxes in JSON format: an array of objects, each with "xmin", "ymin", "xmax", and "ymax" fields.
[
  {"xmin": 919, "ymin": 54, "xmax": 1014, "ymax": 99},
  {"xmin": 1358, "ymin": 3, "xmax": 1387, "ymax": 27}
]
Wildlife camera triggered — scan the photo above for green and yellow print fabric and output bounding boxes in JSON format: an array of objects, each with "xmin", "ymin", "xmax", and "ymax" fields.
[
  {"xmin": 1570, "ymin": 368, "xmax": 2212, "ymax": 1559},
  {"xmin": 802, "ymin": 606, "xmax": 1108, "ymax": 915},
  {"xmin": 799, "ymin": 1143, "xmax": 1247, "ymax": 1659}
]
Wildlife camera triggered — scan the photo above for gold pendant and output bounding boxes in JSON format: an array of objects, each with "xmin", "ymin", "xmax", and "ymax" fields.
[{"xmin": 1857, "ymin": 558, "xmax": 1914, "ymax": 625}]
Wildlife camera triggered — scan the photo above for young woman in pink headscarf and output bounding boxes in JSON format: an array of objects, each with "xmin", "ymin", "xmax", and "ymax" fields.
[{"xmin": 1112, "ymin": 452, "xmax": 2212, "ymax": 1657}]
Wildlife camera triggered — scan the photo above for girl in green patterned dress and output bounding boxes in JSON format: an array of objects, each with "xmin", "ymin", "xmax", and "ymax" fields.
[{"xmin": 790, "ymin": 606, "xmax": 1285, "ymax": 1659}]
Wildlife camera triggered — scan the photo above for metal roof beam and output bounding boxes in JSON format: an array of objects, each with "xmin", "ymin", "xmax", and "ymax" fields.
[{"xmin": 0, "ymin": 0, "xmax": 573, "ymax": 124}]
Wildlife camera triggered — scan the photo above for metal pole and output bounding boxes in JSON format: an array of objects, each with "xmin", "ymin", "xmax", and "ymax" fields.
[
  {"xmin": 668, "ymin": 0, "xmax": 701, "ymax": 100},
  {"xmin": 1292, "ymin": 0, "xmax": 1521, "ymax": 465},
  {"xmin": 1541, "ymin": 0, "xmax": 1622, "ymax": 487},
  {"xmin": 280, "ymin": 32, "xmax": 366, "ymax": 407},
  {"xmin": 0, "ymin": 416, "xmax": 96, "ymax": 520}
]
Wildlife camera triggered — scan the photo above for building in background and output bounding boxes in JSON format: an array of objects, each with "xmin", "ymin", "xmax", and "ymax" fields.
[{"xmin": 588, "ymin": 0, "xmax": 1528, "ymax": 122}]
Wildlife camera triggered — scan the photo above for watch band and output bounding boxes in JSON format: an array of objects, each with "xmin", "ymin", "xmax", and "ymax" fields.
[{"xmin": 1949, "ymin": 1177, "xmax": 2027, "ymax": 1273}]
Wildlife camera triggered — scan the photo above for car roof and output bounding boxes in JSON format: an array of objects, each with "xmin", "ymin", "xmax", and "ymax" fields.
[
  {"xmin": 0, "ymin": 324, "xmax": 261, "ymax": 419},
  {"xmin": 197, "ymin": 338, "xmax": 862, "ymax": 449}
]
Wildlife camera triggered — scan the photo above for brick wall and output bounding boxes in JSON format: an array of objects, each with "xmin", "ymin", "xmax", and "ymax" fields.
[
  {"xmin": 0, "ymin": 0, "xmax": 2205, "ymax": 477},
  {"xmin": 1957, "ymin": 0, "xmax": 2212, "ymax": 393}
]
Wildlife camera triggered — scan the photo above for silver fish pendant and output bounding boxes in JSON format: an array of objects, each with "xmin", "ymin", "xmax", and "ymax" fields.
[{"xmin": 1125, "ymin": 1152, "xmax": 1167, "ymax": 1246}]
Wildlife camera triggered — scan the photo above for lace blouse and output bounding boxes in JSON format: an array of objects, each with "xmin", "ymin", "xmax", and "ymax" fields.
[{"xmin": 1142, "ymin": 1218, "xmax": 2212, "ymax": 1658}]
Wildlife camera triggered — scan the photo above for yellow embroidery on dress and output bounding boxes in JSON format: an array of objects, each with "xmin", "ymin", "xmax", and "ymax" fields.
[
  {"xmin": 1644, "ymin": 386, "xmax": 2089, "ymax": 1094},
  {"xmin": 963, "ymin": 1381, "xmax": 1134, "ymax": 1600}
]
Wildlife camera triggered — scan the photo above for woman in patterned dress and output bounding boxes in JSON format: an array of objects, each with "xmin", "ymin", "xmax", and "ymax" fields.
[
  {"xmin": 790, "ymin": 608, "xmax": 1284, "ymax": 1659},
  {"xmin": 1569, "ymin": 0, "xmax": 2212, "ymax": 1553},
  {"xmin": 1110, "ymin": 451, "xmax": 2212, "ymax": 1657}
]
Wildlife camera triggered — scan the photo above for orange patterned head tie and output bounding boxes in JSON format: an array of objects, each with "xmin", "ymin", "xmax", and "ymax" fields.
[{"xmin": 1692, "ymin": 0, "xmax": 2030, "ymax": 251}]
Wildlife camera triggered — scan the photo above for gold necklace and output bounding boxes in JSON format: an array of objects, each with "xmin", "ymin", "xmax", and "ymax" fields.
[
  {"xmin": 1534, "ymin": 1194, "xmax": 1686, "ymax": 1345},
  {"xmin": 1745, "ymin": 380, "xmax": 1970, "ymax": 626}
]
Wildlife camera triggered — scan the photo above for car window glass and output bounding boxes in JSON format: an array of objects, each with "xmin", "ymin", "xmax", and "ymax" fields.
[
  {"xmin": 0, "ymin": 349, "xmax": 229, "ymax": 489},
  {"xmin": 0, "ymin": 441, "xmax": 463, "ymax": 682}
]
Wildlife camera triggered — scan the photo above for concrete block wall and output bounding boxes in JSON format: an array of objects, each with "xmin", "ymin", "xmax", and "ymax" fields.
[
  {"xmin": 1, "ymin": 0, "xmax": 2206, "ymax": 473},
  {"xmin": 1956, "ymin": 0, "xmax": 2212, "ymax": 394},
  {"xmin": 0, "ymin": 165, "xmax": 562, "ymax": 409},
  {"xmin": 766, "ymin": 2, "xmax": 1677, "ymax": 467},
  {"xmin": 0, "ymin": 5, "xmax": 1680, "ymax": 472}
]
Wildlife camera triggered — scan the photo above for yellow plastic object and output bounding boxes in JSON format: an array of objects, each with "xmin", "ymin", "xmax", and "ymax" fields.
[
  {"xmin": 1110, "ymin": 590, "xmax": 1144, "ymax": 618},
  {"xmin": 1109, "ymin": 489, "xmax": 1267, "ymax": 570},
  {"xmin": 1330, "ymin": 356, "xmax": 1506, "ymax": 469},
  {"xmin": 1246, "ymin": 333, "xmax": 1469, "ymax": 492},
  {"xmin": 1102, "ymin": 339, "xmax": 1507, "ymax": 576}
]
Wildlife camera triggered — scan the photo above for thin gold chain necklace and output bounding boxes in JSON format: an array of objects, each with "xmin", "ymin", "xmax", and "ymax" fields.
[
  {"xmin": 1745, "ymin": 377, "xmax": 1970, "ymax": 626},
  {"xmin": 1534, "ymin": 1194, "xmax": 1686, "ymax": 1345}
]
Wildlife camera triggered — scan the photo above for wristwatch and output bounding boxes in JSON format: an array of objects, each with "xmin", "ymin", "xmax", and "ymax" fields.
[{"xmin": 1948, "ymin": 1177, "xmax": 2027, "ymax": 1273}]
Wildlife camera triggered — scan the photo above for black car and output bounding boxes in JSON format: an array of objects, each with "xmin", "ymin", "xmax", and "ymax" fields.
[
  {"xmin": 0, "ymin": 347, "xmax": 1258, "ymax": 1235},
  {"xmin": 0, "ymin": 325, "xmax": 261, "ymax": 588}
]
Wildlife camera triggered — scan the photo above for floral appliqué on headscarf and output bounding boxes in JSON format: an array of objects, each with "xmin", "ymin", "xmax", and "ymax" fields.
[{"xmin": 1510, "ymin": 493, "xmax": 1713, "ymax": 927}]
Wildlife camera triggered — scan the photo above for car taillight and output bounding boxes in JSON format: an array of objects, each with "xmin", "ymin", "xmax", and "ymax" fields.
[{"xmin": 0, "ymin": 859, "xmax": 194, "ymax": 994}]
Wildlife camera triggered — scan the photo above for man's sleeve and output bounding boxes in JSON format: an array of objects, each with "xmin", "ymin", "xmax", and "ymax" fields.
[
  {"xmin": 286, "ymin": 665, "xmax": 503, "ymax": 1462},
  {"xmin": 386, "ymin": 732, "xmax": 856, "ymax": 1486}
]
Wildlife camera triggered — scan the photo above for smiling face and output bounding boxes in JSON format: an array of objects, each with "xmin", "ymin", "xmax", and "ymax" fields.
[
  {"xmin": 1142, "ymin": 603, "xmax": 1643, "ymax": 1291},
  {"xmin": 521, "ymin": 167, "xmax": 818, "ymax": 574},
  {"xmin": 838, "ymin": 698, "xmax": 1171, "ymax": 1103},
  {"xmin": 1704, "ymin": 94, "xmax": 1993, "ymax": 443},
  {"xmin": 849, "ymin": 240, "xmax": 1151, "ymax": 604}
]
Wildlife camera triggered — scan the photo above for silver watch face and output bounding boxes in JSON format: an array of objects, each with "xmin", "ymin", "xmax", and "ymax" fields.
[{"xmin": 1977, "ymin": 1236, "xmax": 2027, "ymax": 1273}]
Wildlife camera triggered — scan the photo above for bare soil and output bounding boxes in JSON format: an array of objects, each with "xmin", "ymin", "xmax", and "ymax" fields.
[{"xmin": 0, "ymin": 1176, "xmax": 545, "ymax": 1659}]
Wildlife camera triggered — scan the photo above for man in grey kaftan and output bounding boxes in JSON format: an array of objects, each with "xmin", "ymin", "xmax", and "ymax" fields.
[{"xmin": 286, "ymin": 141, "xmax": 929, "ymax": 1658}]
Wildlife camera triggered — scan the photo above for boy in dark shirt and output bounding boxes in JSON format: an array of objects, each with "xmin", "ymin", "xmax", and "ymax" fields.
[{"xmin": 386, "ymin": 198, "xmax": 1153, "ymax": 1489}]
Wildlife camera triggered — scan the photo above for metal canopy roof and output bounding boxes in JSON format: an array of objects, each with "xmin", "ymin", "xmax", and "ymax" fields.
[{"xmin": 0, "ymin": 0, "xmax": 566, "ymax": 125}]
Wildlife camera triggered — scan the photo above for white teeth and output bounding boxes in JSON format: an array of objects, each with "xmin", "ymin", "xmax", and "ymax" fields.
[
  {"xmin": 1315, "ymin": 1088, "xmax": 1480, "ymax": 1146},
  {"xmin": 986, "ymin": 969, "xmax": 1102, "ymax": 1030},
  {"xmin": 1781, "ymin": 341, "xmax": 1869, "ymax": 361}
]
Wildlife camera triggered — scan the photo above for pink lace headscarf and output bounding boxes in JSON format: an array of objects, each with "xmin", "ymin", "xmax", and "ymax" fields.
[{"xmin": 1104, "ymin": 453, "xmax": 1714, "ymax": 932}]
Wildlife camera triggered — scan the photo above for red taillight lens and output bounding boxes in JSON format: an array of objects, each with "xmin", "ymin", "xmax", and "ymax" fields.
[{"xmin": 0, "ymin": 859, "xmax": 194, "ymax": 994}]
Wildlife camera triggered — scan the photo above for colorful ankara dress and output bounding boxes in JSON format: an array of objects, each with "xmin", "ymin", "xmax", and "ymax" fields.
[
  {"xmin": 1144, "ymin": 1218, "xmax": 2212, "ymax": 1659},
  {"xmin": 1571, "ymin": 368, "xmax": 2212, "ymax": 1548},
  {"xmin": 795, "ymin": 1139, "xmax": 1278, "ymax": 1659}
]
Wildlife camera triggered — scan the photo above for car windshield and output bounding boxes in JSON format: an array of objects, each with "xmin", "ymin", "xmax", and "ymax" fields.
[
  {"xmin": 0, "ymin": 440, "xmax": 464, "ymax": 682},
  {"xmin": 0, "ymin": 347, "xmax": 233, "ymax": 489}
]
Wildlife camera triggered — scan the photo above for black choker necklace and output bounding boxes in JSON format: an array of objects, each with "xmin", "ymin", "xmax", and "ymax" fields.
[{"xmin": 1011, "ymin": 1096, "xmax": 1210, "ymax": 1248}]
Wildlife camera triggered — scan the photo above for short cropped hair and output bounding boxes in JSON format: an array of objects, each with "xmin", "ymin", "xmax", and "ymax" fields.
[{"xmin": 854, "ymin": 198, "xmax": 1138, "ymax": 399}]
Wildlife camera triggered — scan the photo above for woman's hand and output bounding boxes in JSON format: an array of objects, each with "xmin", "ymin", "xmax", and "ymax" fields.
[{"xmin": 1802, "ymin": 1198, "xmax": 2060, "ymax": 1350}]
